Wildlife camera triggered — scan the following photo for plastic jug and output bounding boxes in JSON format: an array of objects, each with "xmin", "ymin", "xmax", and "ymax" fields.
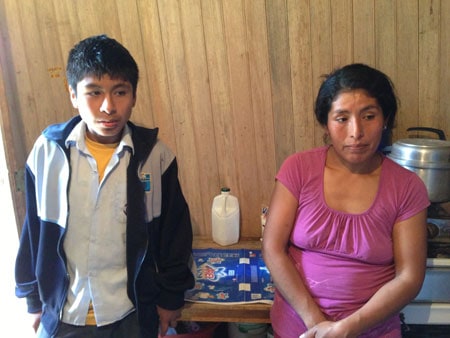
[{"xmin": 211, "ymin": 187, "xmax": 240, "ymax": 246}]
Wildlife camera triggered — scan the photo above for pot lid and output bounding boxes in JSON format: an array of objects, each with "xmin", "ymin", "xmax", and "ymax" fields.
[{"xmin": 388, "ymin": 138, "xmax": 450, "ymax": 169}]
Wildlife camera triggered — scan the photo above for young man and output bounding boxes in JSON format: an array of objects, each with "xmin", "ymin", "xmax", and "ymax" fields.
[{"xmin": 15, "ymin": 34, "xmax": 194, "ymax": 338}]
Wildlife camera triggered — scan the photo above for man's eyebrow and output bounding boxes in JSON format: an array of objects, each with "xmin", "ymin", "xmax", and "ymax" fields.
[
  {"xmin": 82, "ymin": 83, "xmax": 102, "ymax": 89},
  {"xmin": 82, "ymin": 82, "xmax": 131, "ymax": 90}
]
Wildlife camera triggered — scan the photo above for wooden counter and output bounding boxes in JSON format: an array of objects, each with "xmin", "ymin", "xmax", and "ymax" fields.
[{"xmin": 179, "ymin": 237, "xmax": 272, "ymax": 323}]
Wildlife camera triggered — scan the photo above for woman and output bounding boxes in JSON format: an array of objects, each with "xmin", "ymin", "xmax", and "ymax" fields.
[{"xmin": 262, "ymin": 63, "xmax": 429, "ymax": 338}]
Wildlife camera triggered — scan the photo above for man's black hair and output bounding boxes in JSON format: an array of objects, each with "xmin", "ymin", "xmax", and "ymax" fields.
[{"xmin": 66, "ymin": 34, "xmax": 139, "ymax": 96}]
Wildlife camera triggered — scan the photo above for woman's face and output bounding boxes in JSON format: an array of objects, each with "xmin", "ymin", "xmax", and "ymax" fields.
[{"xmin": 325, "ymin": 89, "xmax": 385, "ymax": 168}]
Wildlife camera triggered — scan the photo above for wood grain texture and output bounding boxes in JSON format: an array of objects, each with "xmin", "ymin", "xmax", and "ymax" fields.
[{"xmin": 0, "ymin": 0, "xmax": 449, "ymax": 236}]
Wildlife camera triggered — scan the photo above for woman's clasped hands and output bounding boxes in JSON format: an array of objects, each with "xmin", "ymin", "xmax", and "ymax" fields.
[{"xmin": 299, "ymin": 320, "xmax": 357, "ymax": 338}]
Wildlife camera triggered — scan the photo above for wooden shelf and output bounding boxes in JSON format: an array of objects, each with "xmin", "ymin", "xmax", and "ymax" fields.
[
  {"xmin": 180, "ymin": 301, "xmax": 271, "ymax": 323},
  {"xmin": 179, "ymin": 237, "xmax": 271, "ymax": 323},
  {"xmin": 191, "ymin": 236, "xmax": 263, "ymax": 250}
]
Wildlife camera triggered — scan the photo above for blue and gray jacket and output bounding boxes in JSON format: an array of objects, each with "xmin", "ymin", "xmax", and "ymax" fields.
[{"xmin": 15, "ymin": 115, "xmax": 194, "ymax": 337}]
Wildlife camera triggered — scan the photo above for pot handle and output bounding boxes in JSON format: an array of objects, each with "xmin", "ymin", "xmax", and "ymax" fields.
[{"xmin": 406, "ymin": 127, "xmax": 446, "ymax": 140}]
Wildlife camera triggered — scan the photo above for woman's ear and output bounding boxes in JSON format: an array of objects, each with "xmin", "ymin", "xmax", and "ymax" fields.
[
  {"xmin": 384, "ymin": 115, "xmax": 391, "ymax": 129},
  {"xmin": 322, "ymin": 125, "xmax": 330, "ymax": 144},
  {"xmin": 69, "ymin": 86, "xmax": 78, "ymax": 109}
]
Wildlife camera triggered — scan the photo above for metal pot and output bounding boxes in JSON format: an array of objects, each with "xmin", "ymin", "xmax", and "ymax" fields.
[{"xmin": 388, "ymin": 129, "xmax": 450, "ymax": 203}]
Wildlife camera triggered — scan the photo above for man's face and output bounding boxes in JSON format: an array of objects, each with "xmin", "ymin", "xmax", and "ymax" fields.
[{"xmin": 70, "ymin": 74, "xmax": 136, "ymax": 144}]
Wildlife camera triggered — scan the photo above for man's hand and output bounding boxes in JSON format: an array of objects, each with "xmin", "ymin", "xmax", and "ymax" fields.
[
  {"xmin": 157, "ymin": 306, "xmax": 181, "ymax": 337},
  {"xmin": 31, "ymin": 312, "xmax": 42, "ymax": 333}
]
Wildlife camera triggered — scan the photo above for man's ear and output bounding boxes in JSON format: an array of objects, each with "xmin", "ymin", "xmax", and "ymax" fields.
[{"xmin": 69, "ymin": 86, "xmax": 78, "ymax": 109}]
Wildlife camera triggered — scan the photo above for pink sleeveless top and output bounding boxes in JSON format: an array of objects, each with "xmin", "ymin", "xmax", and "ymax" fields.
[{"xmin": 271, "ymin": 146, "xmax": 429, "ymax": 338}]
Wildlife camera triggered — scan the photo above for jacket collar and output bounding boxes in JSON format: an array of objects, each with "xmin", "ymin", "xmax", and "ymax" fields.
[{"xmin": 42, "ymin": 115, "xmax": 159, "ymax": 162}]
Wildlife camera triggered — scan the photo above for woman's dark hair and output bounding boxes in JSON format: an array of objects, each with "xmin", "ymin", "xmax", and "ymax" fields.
[
  {"xmin": 66, "ymin": 34, "xmax": 139, "ymax": 96},
  {"xmin": 314, "ymin": 63, "xmax": 398, "ymax": 129}
]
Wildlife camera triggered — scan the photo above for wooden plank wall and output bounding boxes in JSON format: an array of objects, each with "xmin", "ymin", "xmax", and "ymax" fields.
[{"xmin": 1, "ymin": 0, "xmax": 449, "ymax": 238}]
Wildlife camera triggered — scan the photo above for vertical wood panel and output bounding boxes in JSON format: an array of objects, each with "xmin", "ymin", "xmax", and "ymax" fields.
[
  {"xmin": 51, "ymin": 1, "xmax": 81, "ymax": 54},
  {"xmin": 288, "ymin": 0, "xmax": 315, "ymax": 152},
  {"xmin": 201, "ymin": 0, "xmax": 239, "ymax": 206},
  {"xmin": 34, "ymin": 1, "xmax": 69, "ymax": 116},
  {"xmin": 266, "ymin": 0, "xmax": 295, "ymax": 168},
  {"xmin": 374, "ymin": 0, "xmax": 397, "ymax": 137},
  {"xmin": 310, "ymin": 0, "xmax": 332, "ymax": 146},
  {"xmin": 76, "ymin": 0, "xmax": 122, "ymax": 39},
  {"xmin": 157, "ymin": 0, "xmax": 204, "ymax": 231},
  {"xmin": 0, "ymin": 0, "xmax": 27, "ymax": 232},
  {"xmin": 179, "ymin": 0, "xmax": 219, "ymax": 235},
  {"xmin": 331, "ymin": 0, "xmax": 354, "ymax": 67},
  {"xmin": 222, "ymin": 0, "xmax": 261, "ymax": 236},
  {"xmin": 116, "ymin": 0, "xmax": 155, "ymax": 129},
  {"xmin": 137, "ymin": 0, "xmax": 177, "ymax": 150},
  {"xmin": 441, "ymin": 0, "xmax": 450, "ymax": 137},
  {"xmin": 353, "ymin": 0, "xmax": 375, "ymax": 64},
  {"xmin": 244, "ymin": 0, "xmax": 277, "ymax": 212},
  {"xmin": 375, "ymin": 0, "xmax": 397, "ymax": 82},
  {"xmin": 418, "ymin": 0, "xmax": 440, "ymax": 130},
  {"xmin": 1, "ymin": 0, "xmax": 449, "ymax": 237},
  {"xmin": 16, "ymin": 1, "xmax": 54, "ymax": 143},
  {"xmin": 396, "ymin": 0, "xmax": 419, "ymax": 138},
  {"xmin": 1, "ymin": 0, "xmax": 36, "ymax": 151}
]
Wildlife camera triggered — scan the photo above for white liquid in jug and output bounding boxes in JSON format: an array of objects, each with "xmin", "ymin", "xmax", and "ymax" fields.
[{"xmin": 212, "ymin": 188, "xmax": 240, "ymax": 246}]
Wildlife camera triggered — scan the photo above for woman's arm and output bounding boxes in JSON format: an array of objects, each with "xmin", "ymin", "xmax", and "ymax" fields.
[
  {"xmin": 262, "ymin": 181, "xmax": 327, "ymax": 329},
  {"xmin": 303, "ymin": 209, "xmax": 428, "ymax": 338}
]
